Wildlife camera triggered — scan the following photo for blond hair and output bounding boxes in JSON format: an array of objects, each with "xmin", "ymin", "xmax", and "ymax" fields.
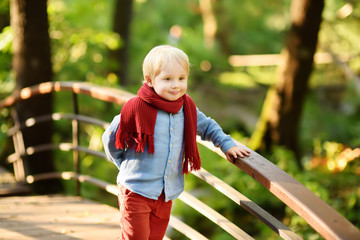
[{"xmin": 142, "ymin": 45, "xmax": 189, "ymax": 81}]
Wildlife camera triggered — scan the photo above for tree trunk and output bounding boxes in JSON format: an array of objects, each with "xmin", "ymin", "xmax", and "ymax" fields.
[
  {"xmin": 111, "ymin": 0, "xmax": 133, "ymax": 86},
  {"xmin": 250, "ymin": 0, "xmax": 324, "ymax": 167},
  {"xmin": 10, "ymin": 0, "xmax": 62, "ymax": 193},
  {"xmin": 199, "ymin": 0, "xmax": 217, "ymax": 49},
  {"xmin": 213, "ymin": 1, "xmax": 232, "ymax": 55}
]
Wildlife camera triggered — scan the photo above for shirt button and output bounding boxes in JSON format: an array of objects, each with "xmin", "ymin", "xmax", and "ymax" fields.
[
  {"xmin": 170, "ymin": 128, "xmax": 174, "ymax": 131},
  {"xmin": 164, "ymin": 175, "xmax": 168, "ymax": 179},
  {"xmin": 168, "ymin": 159, "xmax": 171, "ymax": 163},
  {"xmin": 170, "ymin": 144, "xmax": 173, "ymax": 147}
]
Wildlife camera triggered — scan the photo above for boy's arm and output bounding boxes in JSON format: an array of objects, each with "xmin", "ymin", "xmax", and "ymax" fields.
[
  {"xmin": 102, "ymin": 114, "xmax": 123, "ymax": 169},
  {"xmin": 196, "ymin": 108, "xmax": 250, "ymax": 161}
]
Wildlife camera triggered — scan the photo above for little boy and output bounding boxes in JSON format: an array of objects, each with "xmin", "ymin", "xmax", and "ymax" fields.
[{"xmin": 102, "ymin": 45, "xmax": 250, "ymax": 240}]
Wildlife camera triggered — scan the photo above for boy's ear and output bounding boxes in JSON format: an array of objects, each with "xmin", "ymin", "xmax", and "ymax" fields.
[{"xmin": 145, "ymin": 76, "xmax": 153, "ymax": 87}]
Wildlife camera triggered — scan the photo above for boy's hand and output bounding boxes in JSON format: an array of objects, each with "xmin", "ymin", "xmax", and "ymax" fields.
[{"xmin": 225, "ymin": 146, "xmax": 250, "ymax": 163}]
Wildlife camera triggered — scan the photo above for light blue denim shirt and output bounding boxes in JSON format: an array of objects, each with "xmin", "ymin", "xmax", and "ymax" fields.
[{"xmin": 102, "ymin": 107, "xmax": 236, "ymax": 202}]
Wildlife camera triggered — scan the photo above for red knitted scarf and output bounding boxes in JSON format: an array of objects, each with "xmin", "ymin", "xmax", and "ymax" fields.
[{"xmin": 115, "ymin": 84, "xmax": 201, "ymax": 174}]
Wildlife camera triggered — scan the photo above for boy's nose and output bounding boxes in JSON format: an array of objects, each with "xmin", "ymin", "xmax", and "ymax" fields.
[{"xmin": 171, "ymin": 81, "xmax": 179, "ymax": 88}]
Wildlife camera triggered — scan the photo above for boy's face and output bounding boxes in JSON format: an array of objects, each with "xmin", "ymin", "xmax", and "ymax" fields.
[{"xmin": 146, "ymin": 61, "xmax": 188, "ymax": 101}]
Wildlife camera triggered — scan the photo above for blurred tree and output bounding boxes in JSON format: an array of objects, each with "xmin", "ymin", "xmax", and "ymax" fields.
[
  {"xmin": 10, "ymin": 0, "xmax": 62, "ymax": 193},
  {"xmin": 110, "ymin": 0, "xmax": 133, "ymax": 86},
  {"xmin": 250, "ymin": 0, "xmax": 325, "ymax": 168},
  {"xmin": 213, "ymin": 1, "xmax": 232, "ymax": 55},
  {"xmin": 199, "ymin": 0, "xmax": 216, "ymax": 49}
]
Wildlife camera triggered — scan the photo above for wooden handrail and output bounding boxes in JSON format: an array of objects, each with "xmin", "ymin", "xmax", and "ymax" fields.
[
  {"xmin": 199, "ymin": 136, "xmax": 360, "ymax": 240},
  {"xmin": 1, "ymin": 81, "xmax": 359, "ymax": 239},
  {"xmin": 6, "ymin": 143, "xmax": 107, "ymax": 164},
  {"xmin": 169, "ymin": 216, "xmax": 208, "ymax": 240},
  {"xmin": 5, "ymin": 110, "xmax": 301, "ymax": 239},
  {"xmin": 178, "ymin": 191, "xmax": 254, "ymax": 240},
  {"xmin": 228, "ymin": 52, "xmax": 352, "ymax": 67},
  {"xmin": 0, "ymin": 81, "xmax": 136, "ymax": 109},
  {"xmin": 193, "ymin": 168, "xmax": 302, "ymax": 240},
  {"xmin": 231, "ymin": 143, "xmax": 359, "ymax": 240},
  {"xmin": 7, "ymin": 113, "xmax": 109, "ymax": 136}
]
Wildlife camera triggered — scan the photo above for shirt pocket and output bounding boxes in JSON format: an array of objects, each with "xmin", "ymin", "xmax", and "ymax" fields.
[{"xmin": 173, "ymin": 111, "xmax": 185, "ymax": 131}]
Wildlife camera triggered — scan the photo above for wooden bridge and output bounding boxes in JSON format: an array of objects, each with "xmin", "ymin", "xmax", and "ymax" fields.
[{"xmin": 1, "ymin": 81, "xmax": 359, "ymax": 239}]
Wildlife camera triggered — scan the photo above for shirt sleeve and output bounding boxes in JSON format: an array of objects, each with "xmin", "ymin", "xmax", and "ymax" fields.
[
  {"xmin": 102, "ymin": 114, "xmax": 123, "ymax": 169},
  {"xmin": 196, "ymin": 108, "xmax": 237, "ymax": 153}
]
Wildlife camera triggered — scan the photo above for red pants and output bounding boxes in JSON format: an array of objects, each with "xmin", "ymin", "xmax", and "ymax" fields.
[{"xmin": 118, "ymin": 185, "xmax": 172, "ymax": 240}]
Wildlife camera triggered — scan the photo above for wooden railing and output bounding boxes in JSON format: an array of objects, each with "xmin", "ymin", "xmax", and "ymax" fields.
[{"xmin": 1, "ymin": 81, "xmax": 359, "ymax": 240}]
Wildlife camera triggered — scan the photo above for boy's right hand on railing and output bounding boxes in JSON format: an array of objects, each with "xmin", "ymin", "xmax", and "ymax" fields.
[{"xmin": 225, "ymin": 146, "xmax": 250, "ymax": 163}]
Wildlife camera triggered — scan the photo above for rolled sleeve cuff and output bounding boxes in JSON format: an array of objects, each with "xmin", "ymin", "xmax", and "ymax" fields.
[{"xmin": 220, "ymin": 137, "xmax": 237, "ymax": 154}]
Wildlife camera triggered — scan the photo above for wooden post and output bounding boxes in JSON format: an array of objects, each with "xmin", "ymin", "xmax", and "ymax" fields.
[
  {"xmin": 11, "ymin": 109, "xmax": 27, "ymax": 182},
  {"xmin": 72, "ymin": 92, "xmax": 81, "ymax": 196}
]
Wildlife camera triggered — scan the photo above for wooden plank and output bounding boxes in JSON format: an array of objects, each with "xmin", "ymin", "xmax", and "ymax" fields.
[
  {"xmin": 0, "ymin": 166, "xmax": 30, "ymax": 196},
  {"xmin": 228, "ymin": 52, "xmax": 351, "ymax": 67},
  {"xmin": 178, "ymin": 191, "xmax": 254, "ymax": 240},
  {"xmin": 169, "ymin": 216, "xmax": 208, "ymax": 240},
  {"xmin": 0, "ymin": 195, "xmax": 121, "ymax": 240},
  {"xmin": 0, "ymin": 183, "xmax": 30, "ymax": 196},
  {"xmin": 192, "ymin": 168, "xmax": 302, "ymax": 240}
]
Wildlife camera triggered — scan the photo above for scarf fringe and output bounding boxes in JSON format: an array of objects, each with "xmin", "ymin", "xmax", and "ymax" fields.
[
  {"xmin": 115, "ymin": 131, "xmax": 154, "ymax": 154},
  {"xmin": 183, "ymin": 156, "xmax": 201, "ymax": 174}
]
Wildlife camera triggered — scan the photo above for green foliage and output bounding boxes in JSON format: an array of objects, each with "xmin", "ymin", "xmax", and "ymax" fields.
[
  {"xmin": 0, "ymin": 26, "xmax": 13, "ymax": 99},
  {"xmin": 0, "ymin": 26, "xmax": 12, "ymax": 52},
  {"xmin": 0, "ymin": 24, "xmax": 13, "ymax": 159},
  {"xmin": 1, "ymin": 0, "xmax": 360, "ymax": 239},
  {"xmin": 216, "ymin": 0, "xmax": 290, "ymax": 54},
  {"xmin": 48, "ymin": 0, "xmax": 121, "ymax": 85}
]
